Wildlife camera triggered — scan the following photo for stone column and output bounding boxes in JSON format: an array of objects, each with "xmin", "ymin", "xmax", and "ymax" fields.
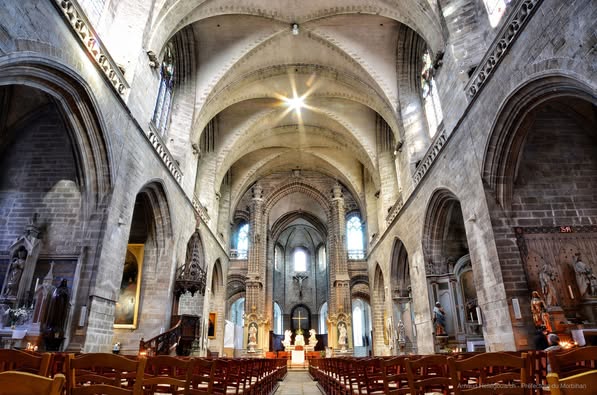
[
  {"xmin": 244, "ymin": 184, "xmax": 268, "ymax": 350},
  {"xmin": 328, "ymin": 184, "xmax": 352, "ymax": 349}
]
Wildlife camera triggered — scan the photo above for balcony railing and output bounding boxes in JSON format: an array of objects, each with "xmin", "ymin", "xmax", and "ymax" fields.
[
  {"xmin": 347, "ymin": 249, "xmax": 366, "ymax": 260},
  {"xmin": 230, "ymin": 249, "xmax": 248, "ymax": 260}
]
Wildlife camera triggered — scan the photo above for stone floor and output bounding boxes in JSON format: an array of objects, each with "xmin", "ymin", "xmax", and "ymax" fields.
[{"xmin": 275, "ymin": 371, "xmax": 322, "ymax": 394}]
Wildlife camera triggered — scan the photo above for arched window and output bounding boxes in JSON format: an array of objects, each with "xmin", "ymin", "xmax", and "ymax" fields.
[
  {"xmin": 347, "ymin": 215, "xmax": 364, "ymax": 259},
  {"xmin": 483, "ymin": 0, "xmax": 509, "ymax": 28},
  {"xmin": 230, "ymin": 297, "xmax": 245, "ymax": 327},
  {"xmin": 275, "ymin": 245, "xmax": 283, "ymax": 271},
  {"xmin": 319, "ymin": 302, "xmax": 328, "ymax": 334},
  {"xmin": 235, "ymin": 223, "xmax": 249, "ymax": 259},
  {"xmin": 293, "ymin": 249, "xmax": 307, "ymax": 272},
  {"xmin": 318, "ymin": 245, "xmax": 326, "ymax": 271},
  {"xmin": 273, "ymin": 302, "xmax": 282, "ymax": 334},
  {"xmin": 152, "ymin": 45, "xmax": 175, "ymax": 137},
  {"xmin": 353, "ymin": 305, "xmax": 363, "ymax": 347},
  {"xmin": 421, "ymin": 50, "xmax": 443, "ymax": 138}
]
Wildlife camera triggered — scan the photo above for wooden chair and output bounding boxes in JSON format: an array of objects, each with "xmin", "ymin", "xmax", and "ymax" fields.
[
  {"xmin": 546, "ymin": 370, "xmax": 597, "ymax": 395},
  {"xmin": 381, "ymin": 356, "xmax": 411, "ymax": 395},
  {"xmin": 406, "ymin": 354, "xmax": 451, "ymax": 395},
  {"xmin": 142, "ymin": 355, "xmax": 193, "ymax": 394},
  {"xmin": 0, "ymin": 371, "xmax": 65, "ymax": 395},
  {"xmin": 448, "ymin": 352, "xmax": 529, "ymax": 395},
  {"xmin": 547, "ymin": 346, "xmax": 597, "ymax": 378},
  {"xmin": 188, "ymin": 358, "xmax": 214, "ymax": 395},
  {"xmin": 66, "ymin": 353, "xmax": 147, "ymax": 395},
  {"xmin": 0, "ymin": 349, "xmax": 51, "ymax": 376}
]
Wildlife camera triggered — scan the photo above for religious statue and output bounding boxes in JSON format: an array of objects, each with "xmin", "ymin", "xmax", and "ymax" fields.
[
  {"xmin": 539, "ymin": 263, "xmax": 558, "ymax": 307},
  {"xmin": 397, "ymin": 320, "xmax": 406, "ymax": 347},
  {"xmin": 338, "ymin": 322, "xmax": 348, "ymax": 347},
  {"xmin": 572, "ymin": 253, "xmax": 597, "ymax": 298},
  {"xmin": 308, "ymin": 328, "xmax": 318, "ymax": 347},
  {"xmin": 384, "ymin": 315, "xmax": 393, "ymax": 346},
  {"xmin": 433, "ymin": 302, "xmax": 447, "ymax": 336},
  {"xmin": 294, "ymin": 329, "xmax": 305, "ymax": 346},
  {"xmin": 293, "ymin": 274, "xmax": 308, "ymax": 298},
  {"xmin": 282, "ymin": 329, "xmax": 292, "ymax": 348},
  {"xmin": 3, "ymin": 248, "xmax": 27, "ymax": 297},
  {"xmin": 247, "ymin": 322, "xmax": 257, "ymax": 352},
  {"xmin": 531, "ymin": 291, "xmax": 552, "ymax": 332}
]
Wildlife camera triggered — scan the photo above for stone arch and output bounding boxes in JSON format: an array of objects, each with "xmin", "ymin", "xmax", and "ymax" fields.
[
  {"xmin": 137, "ymin": 181, "xmax": 174, "ymax": 254},
  {"xmin": 390, "ymin": 238, "xmax": 410, "ymax": 298},
  {"xmin": 264, "ymin": 181, "xmax": 332, "ymax": 220},
  {"xmin": 422, "ymin": 188, "xmax": 469, "ymax": 275},
  {"xmin": 350, "ymin": 275, "xmax": 370, "ymax": 303},
  {"xmin": 270, "ymin": 210, "xmax": 328, "ymax": 242},
  {"xmin": 0, "ymin": 55, "xmax": 112, "ymax": 219},
  {"xmin": 482, "ymin": 75, "xmax": 596, "ymax": 210},
  {"xmin": 372, "ymin": 263, "xmax": 386, "ymax": 354},
  {"xmin": 211, "ymin": 259, "xmax": 224, "ymax": 295}
]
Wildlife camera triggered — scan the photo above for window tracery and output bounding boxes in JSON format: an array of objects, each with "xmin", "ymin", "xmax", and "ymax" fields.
[
  {"xmin": 152, "ymin": 44, "xmax": 175, "ymax": 137},
  {"xmin": 421, "ymin": 50, "xmax": 443, "ymax": 138}
]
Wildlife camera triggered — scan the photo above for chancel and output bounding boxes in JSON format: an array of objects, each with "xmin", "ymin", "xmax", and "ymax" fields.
[{"xmin": 0, "ymin": 0, "xmax": 596, "ymax": 393}]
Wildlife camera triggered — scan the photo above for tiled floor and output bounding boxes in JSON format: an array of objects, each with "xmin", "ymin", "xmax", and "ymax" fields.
[{"xmin": 276, "ymin": 371, "xmax": 322, "ymax": 394}]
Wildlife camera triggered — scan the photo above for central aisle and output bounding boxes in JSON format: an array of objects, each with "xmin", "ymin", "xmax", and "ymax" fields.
[{"xmin": 275, "ymin": 371, "xmax": 322, "ymax": 394}]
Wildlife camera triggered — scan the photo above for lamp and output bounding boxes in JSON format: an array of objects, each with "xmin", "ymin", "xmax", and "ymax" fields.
[{"xmin": 291, "ymin": 23, "xmax": 299, "ymax": 35}]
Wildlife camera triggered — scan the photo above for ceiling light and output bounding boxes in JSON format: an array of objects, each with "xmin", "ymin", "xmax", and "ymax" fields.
[
  {"xmin": 285, "ymin": 95, "xmax": 304, "ymax": 111},
  {"xmin": 292, "ymin": 23, "xmax": 299, "ymax": 36}
]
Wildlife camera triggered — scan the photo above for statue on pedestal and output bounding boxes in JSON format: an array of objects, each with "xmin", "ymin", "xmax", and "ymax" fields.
[
  {"xmin": 282, "ymin": 329, "xmax": 292, "ymax": 348},
  {"xmin": 531, "ymin": 291, "xmax": 552, "ymax": 332},
  {"xmin": 308, "ymin": 328, "xmax": 318, "ymax": 347},
  {"xmin": 338, "ymin": 322, "xmax": 348, "ymax": 349},
  {"xmin": 247, "ymin": 322, "xmax": 257, "ymax": 352},
  {"xmin": 572, "ymin": 253, "xmax": 597, "ymax": 298},
  {"xmin": 539, "ymin": 264, "xmax": 557, "ymax": 307},
  {"xmin": 433, "ymin": 302, "xmax": 447, "ymax": 336},
  {"xmin": 2, "ymin": 248, "xmax": 26, "ymax": 298}
]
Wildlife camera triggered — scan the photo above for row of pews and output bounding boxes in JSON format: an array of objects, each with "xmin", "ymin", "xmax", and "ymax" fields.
[
  {"xmin": 0, "ymin": 349, "xmax": 288, "ymax": 394},
  {"xmin": 308, "ymin": 347, "xmax": 597, "ymax": 395}
]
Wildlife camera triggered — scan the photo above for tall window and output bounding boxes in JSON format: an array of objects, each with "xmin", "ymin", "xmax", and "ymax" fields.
[
  {"xmin": 274, "ymin": 302, "xmax": 282, "ymax": 334},
  {"xmin": 319, "ymin": 302, "xmax": 328, "ymax": 334},
  {"xmin": 483, "ymin": 0, "xmax": 510, "ymax": 28},
  {"xmin": 294, "ymin": 249, "xmax": 307, "ymax": 272},
  {"xmin": 318, "ymin": 245, "xmax": 326, "ymax": 271},
  {"xmin": 152, "ymin": 45, "xmax": 175, "ymax": 136},
  {"xmin": 230, "ymin": 297, "xmax": 245, "ymax": 327},
  {"xmin": 236, "ymin": 223, "xmax": 249, "ymax": 259},
  {"xmin": 353, "ymin": 305, "xmax": 363, "ymax": 347},
  {"xmin": 347, "ymin": 215, "xmax": 364, "ymax": 259},
  {"xmin": 421, "ymin": 50, "xmax": 443, "ymax": 138}
]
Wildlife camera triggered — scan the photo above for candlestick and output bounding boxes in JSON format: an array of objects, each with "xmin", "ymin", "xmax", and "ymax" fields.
[
  {"xmin": 568, "ymin": 285, "xmax": 574, "ymax": 299},
  {"xmin": 34, "ymin": 277, "xmax": 39, "ymax": 291}
]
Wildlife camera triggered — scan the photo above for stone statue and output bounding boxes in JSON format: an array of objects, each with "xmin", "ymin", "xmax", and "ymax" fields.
[
  {"xmin": 539, "ymin": 263, "xmax": 557, "ymax": 307},
  {"xmin": 531, "ymin": 290, "xmax": 552, "ymax": 332},
  {"xmin": 433, "ymin": 302, "xmax": 447, "ymax": 335},
  {"xmin": 3, "ymin": 249, "xmax": 27, "ymax": 297},
  {"xmin": 294, "ymin": 329, "xmax": 305, "ymax": 346},
  {"xmin": 384, "ymin": 315, "xmax": 393, "ymax": 346},
  {"xmin": 248, "ymin": 323, "xmax": 257, "ymax": 346},
  {"xmin": 282, "ymin": 329, "xmax": 292, "ymax": 348},
  {"xmin": 572, "ymin": 253, "xmax": 597, "ymax": 298},
  {"xmin": 308, "ymin": 328, "xmax": 318, "ymax": 347},
  {"xmin": 397, "ymin": 320, "xmax": 406, "ymax": 346},
  {"xmin": 338, "ymin": 322, "xmax": 347, "ymax": 346}
]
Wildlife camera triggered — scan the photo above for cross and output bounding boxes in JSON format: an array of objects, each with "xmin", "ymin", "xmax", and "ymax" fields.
[
  {"xmin": 292, "ymin": 310, "xmax": 307, "ymax": 331},
  {"xmin": 293, "ymin": 274, "xmax": 308, "ymax": 298}
]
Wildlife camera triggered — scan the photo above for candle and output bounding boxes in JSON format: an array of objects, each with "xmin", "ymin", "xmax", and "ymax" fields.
[
  {"xmin": 469, "ymin": 313, "xmax": 474, "ymax": 321},
  {"xmin": 568, "ymin": 285, "xmax": 574, "ymax": 299},
  {"xmin": 34, "ymin": 278, "xmax": 39, "ymax": 291}
]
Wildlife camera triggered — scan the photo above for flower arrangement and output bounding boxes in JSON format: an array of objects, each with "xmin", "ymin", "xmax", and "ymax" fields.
[{"xmin": 6, "ymin": 307, "xmax": 31, "ymax": 327}]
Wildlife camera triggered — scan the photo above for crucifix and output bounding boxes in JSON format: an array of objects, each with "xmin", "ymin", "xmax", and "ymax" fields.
[
  {"xmin": 292, "ymin": 309, "xmax": 307, "ymax": 331},
  {"xmin": 293, "ymin": 274, "xmax": 308, "ymax": 298}
]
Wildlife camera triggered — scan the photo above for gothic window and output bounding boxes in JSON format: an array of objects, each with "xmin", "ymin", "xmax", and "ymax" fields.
[
  {"xmin": 347, "ymin": 215, "xmax": 364, "ymax": 259},
  {"xmin": 236, "ymin": 223, "xmax": 249, "ymax": 259},
  {"xmin": 483, "ymin": 0, "xmax": 510, "ymax": 28},
  {"xmin": 274, "ymin": 302, "xmax": 282, "ymax": 334},
  {"xmin": 293, "ymin": 249, "xmax": 307, "ymax": 272},
  {"xmin": 230, "ymin": 297, "xmax": 245, "ymax": 327},
  {"xmin": 319, "ymin": 302, "xmax": 328, "ymax": 334},
  {"xmin": 152, "ymin": 44, "xmax": 175, "ymax": 137},
  {"xmin": 318, "ymin": 245, "xmax": 326, "ymax": 271},
  {"xmin": 353, "ymin": 305, "xmax": 363, "ymax": 347},
  {"xmin": 421, "ymin": 50, "xmax": 443, "ymax": 138}
]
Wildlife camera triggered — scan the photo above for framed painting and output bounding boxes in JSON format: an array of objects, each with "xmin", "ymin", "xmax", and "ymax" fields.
[
  {"xmin": 208, "ymin": 312, "xmax": 216, "ymax": 339},
  {"xmin": 114, "ymin": 244, "xmax": 144, "ymax": 329}
]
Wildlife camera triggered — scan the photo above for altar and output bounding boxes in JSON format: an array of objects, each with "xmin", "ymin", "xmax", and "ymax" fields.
[{"xmin": 291, "ymin": 348, "xmax": 305, "ymax": 365}]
